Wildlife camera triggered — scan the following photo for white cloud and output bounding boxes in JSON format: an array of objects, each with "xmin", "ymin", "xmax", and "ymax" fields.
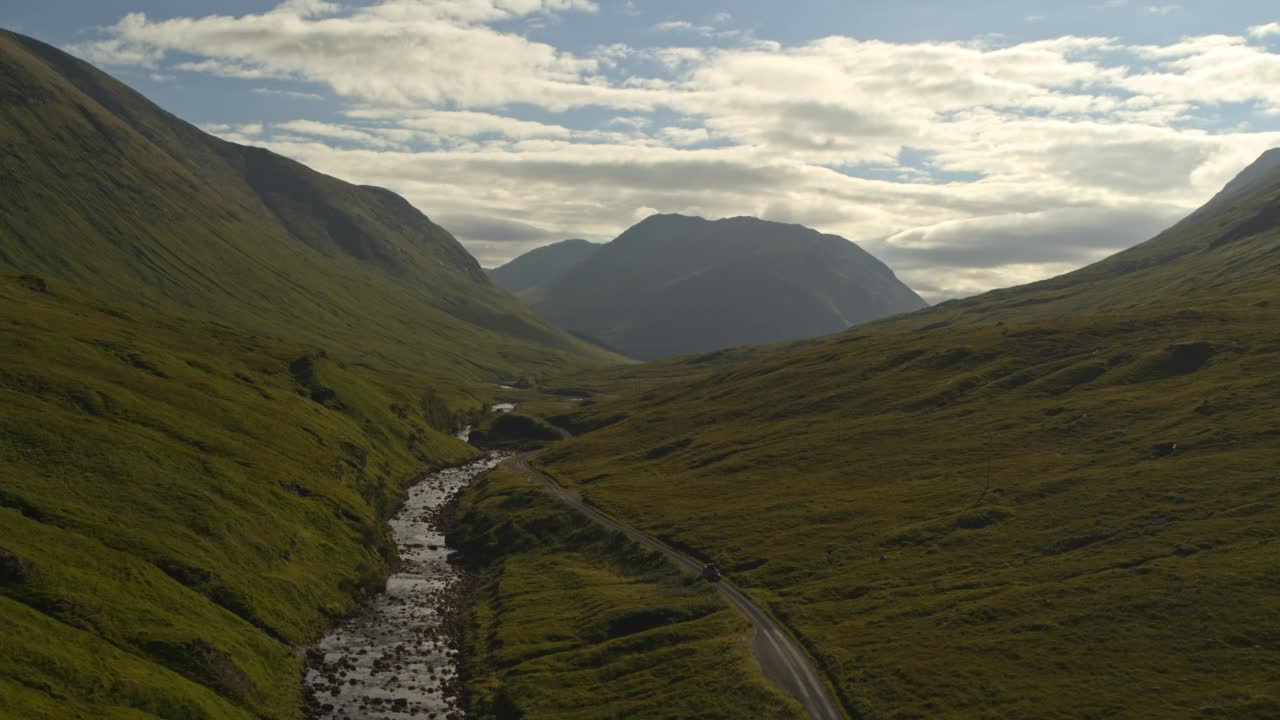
[
  {"xmin": 350, "ymin": 108, "xmax": 573, "ymax": 141},
  {"xmin": 72, "ymin": 1, "xmax": 1280, "ymax": 299},
  {"xmin": 653, "ymin": 20, "xmax": 706, "ymax": 33},
  {"xmin": 274, "ymin": 0, "xmax": 343, "ymax": 18},
  {"xmin": 660, "ymin": 126, "xmax": 711, "ymax": 146},
  {"xmin": 173, "ymin": 59, "xmax": 276, "ymax": 79},
  {"xmin": 76, "ymin": 1, "xmax": 623, "ymax": 110},
  {"xmin": 651, "ymin": 18, "xmax": 749, "ymax": 41},
  {"xmin": 69, "ymin": 36, "xmax": 163, "ymax": 68},
  {"xmin": 202, "ymin": 122, "xmax": 267, "ymax": 143},
  {"xmin": 252, "ymin": 87, "xmax": 325, "ymax": 100},
  {"xmin": 274, "ymin": 119, "xmax": 401, "ymax": 147},
  {"xmin": 1249, "ymin": 22, "xmax": 1280, "ymax": 38}
]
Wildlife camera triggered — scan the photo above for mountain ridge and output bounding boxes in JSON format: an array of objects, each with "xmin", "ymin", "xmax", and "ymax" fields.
[{"xmin": 0, "ymin": 28, "xmax": 614, "ymax": 378}]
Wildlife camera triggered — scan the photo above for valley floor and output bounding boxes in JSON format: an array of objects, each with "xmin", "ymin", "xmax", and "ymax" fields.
[
  {"xmin": 510, "ymin": 455, "xmax": 844, "ymax": 720},
  {"xmin": 449, "ymin": 463, "xmax": 805, "ymax": 719}
]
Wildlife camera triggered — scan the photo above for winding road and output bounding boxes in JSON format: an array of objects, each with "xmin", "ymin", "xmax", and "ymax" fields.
[{"xmin": 510, "ymin": 455, "xmax": 845, "ymax": 720}]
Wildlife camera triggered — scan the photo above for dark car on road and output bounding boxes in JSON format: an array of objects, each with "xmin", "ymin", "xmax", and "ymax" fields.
[{"xmin": 702, "ymin": 563, "xmax": 722, "ymax": 582}]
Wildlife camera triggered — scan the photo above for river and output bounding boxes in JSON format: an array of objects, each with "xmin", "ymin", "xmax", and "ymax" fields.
[{"xmin": 303, "ymin": 453, "xmax": 507, "ymax": 719}]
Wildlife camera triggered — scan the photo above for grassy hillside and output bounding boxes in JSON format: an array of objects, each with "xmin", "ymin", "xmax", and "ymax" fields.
[
  {"xmin": 0, "ymin": 30, "xmax": 616, "ymax": 379},
  {"xmin": 0, "ymin": 274, "xmax": 490, "ymax": 718},
  {"xmin": 529, "ymin": 156, "xmax": 1280, "ymax": 718},
  {"xmin": 0, "ymin": 30, "xmax": 623, "ymax": 719},
  {"xmin": 450, "ymin": 464, "xmax": 803, "ymax": 719}
]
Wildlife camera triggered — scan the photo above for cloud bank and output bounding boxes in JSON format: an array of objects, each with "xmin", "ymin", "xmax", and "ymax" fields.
[{"xmin": 72, "ymin": 0, "xmax": 1280, "ymax": 301}]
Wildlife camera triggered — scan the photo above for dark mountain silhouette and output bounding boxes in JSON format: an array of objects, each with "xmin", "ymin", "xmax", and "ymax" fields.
[
  {"xmin": 487, "ymin": 238, "xmax": 600, "ymax": 299},
  {"xmin": 509, "ymin": 214, "xmax": 927, "ymax": 360}
]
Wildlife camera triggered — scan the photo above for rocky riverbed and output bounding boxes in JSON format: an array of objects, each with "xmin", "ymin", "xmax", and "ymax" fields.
[{"xmin": 303, "ymin": 454, "xmax": 507, "ymax": 719}]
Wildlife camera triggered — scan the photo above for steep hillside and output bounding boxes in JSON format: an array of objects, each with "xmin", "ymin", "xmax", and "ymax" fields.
[
  {"xmin": 528, "ymin": 215, "xmax": 927, "ymax": 360},
  {"xmin": 529, "ymin": 152, "xmax": 1280, "ymax": 718},
  {"xmin": 0, "ymin": 27, "xmax": 618, "ymax": 720},
  {"xmin": 0, "ymin": 29, "xmax": 615, "ymax": 378},
  {"xmin": 487, "ymin": 238, "xmax": 600, "ymax": 299},
  {"xmin": 0, "ymin": 274, "xmax": 481, "ymax": 719}
]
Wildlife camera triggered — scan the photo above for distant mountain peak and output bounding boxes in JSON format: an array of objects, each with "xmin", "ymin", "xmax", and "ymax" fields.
[
  {"xmin": 500, "ymin": 214, "xmax": 926, "ymax": 360},
  {"xmin": 487, "ymin": 238, "xmax": 602, "ymax": 297}
]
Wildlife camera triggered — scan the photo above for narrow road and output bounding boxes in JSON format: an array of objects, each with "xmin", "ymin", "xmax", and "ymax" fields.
[{"xmin": 510, "ymin": 455, "xmax": 844, "ymax": 720}]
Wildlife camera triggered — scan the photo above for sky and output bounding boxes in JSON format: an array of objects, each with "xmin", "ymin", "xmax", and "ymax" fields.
[{"xmin": 4, "ymin": 1, "xmax": 1280, "ymax": 302}]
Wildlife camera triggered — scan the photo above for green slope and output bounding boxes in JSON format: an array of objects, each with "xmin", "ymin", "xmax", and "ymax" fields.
[
  {"xmin": 530, "ymin": 153, "xmax": 1280, "ymax": 718},
  {"xmin": 450, "ymin": 465, "xmax": 803, "ymax": 719},
  {"xmin": 0, "ymin": 29, "xmax": 616, "ymax": 378},
  {"xmin": 0, "ymin": 274, "xmax": 482, "ymax": 719},
  {"xmin": 0, "ymin": 27, "xmax": 620, "ymax": 720}
]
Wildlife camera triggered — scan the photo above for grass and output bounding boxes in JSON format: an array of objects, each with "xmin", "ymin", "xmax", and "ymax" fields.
[
  {"xmin": 527, "ymin": 165, "xmax": 1280, "ymax": 718},
  {"xmin": 0, "ymin": 274, "xmax": 483, "ymax": 718},
  {"xmin": 0, "ymin": 596, "xmax": 254, "ymax": 720},
  {"xmin": 538, "ymin": 306, "xmax": 1280, "ymax": 719},
  {"xmin": 450, "ymin": 465, "xmax": 804, "ymax": 719}
]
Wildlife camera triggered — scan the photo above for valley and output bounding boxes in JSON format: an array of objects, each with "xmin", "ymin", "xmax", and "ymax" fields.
[
  {"xmin": 0, "ymin": 28, "xmax": 618, "ymax": 720},
  {"xmin": 2, "ymin": 9, "xmax": 1279, "ymax": 720},
  {"xmin": 522, "ymin": 168, "xmax": 1280, "ymax": 716}
]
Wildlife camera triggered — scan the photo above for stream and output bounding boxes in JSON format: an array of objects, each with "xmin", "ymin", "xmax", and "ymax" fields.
[{"xmin": 303, "ymin": 453, "xmax": 507, "ymax": 719}]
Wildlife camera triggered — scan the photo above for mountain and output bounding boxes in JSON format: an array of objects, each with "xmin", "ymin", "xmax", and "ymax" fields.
[
  {"xmin": 0, "ymin": 29, "xmax": 614, "ymax": 379},
  {"xmin": 520, "ymin": 214, "xmax": 927, "ymax": 360},
  {"xmin": 0, "ymin": 29, "xmax": 618, "ymax": 720},
  {"xmin": 525, "ymin": 151, "xmax": 1280, "ymax": 718},
  {"xmin": 486, "ymin": 238, "xmax": 600, "ymax": 299}
]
